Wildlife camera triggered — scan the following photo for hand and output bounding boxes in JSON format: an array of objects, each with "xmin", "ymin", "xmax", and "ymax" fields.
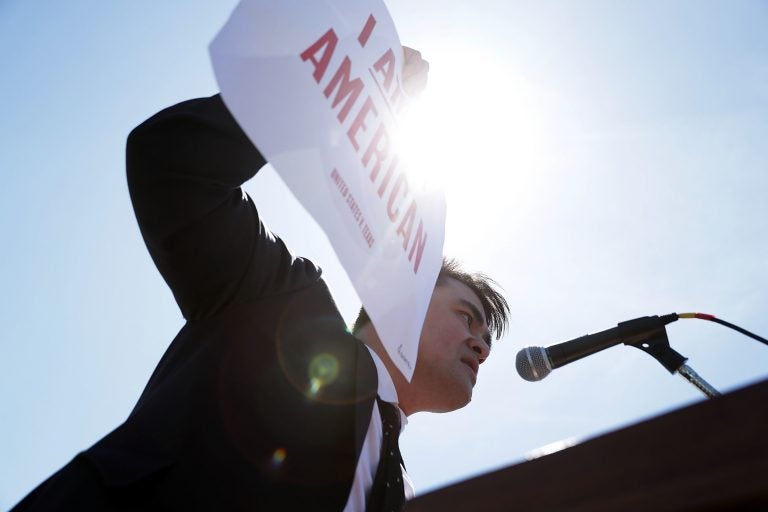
[{"xmin": 402, "ymin": 46, "xmax": 429, "ymax": 98}]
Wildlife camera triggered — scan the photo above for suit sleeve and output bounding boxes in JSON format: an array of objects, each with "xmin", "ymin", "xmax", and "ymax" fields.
[{"xmin": 126, "ymin": 95, "xmax": 319, "ymax": 320}]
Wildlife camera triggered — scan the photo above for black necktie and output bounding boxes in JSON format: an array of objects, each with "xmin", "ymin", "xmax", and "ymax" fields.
[{"xmin": 366, "ymin": 398, "xmax": 405, "ymax": 512}]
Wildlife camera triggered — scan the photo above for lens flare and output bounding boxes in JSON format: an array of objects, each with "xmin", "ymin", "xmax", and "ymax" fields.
[
  {"xmin": 307, "ymin": 353, "xmax": 340, "ymax": 397},
  {"xmin": 271, "ymin": 448, "xmax": 287, "ymax": 466}
]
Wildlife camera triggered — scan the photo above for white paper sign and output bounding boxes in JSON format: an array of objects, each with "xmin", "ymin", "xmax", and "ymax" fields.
[{"xmin": 210, "ymin": 0, "xmax": 445, "ymax": 381}]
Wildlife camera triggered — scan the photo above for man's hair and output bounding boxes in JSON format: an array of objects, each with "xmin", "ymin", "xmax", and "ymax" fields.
[{"xmin": 352, "ymin": 258, "xmax": 510, "ymax": 342}]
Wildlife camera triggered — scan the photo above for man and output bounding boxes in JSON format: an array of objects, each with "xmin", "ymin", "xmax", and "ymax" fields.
[
  {"xmin": 345, "ymin": 258, "xmax": 508, "ymax": 510},
  {"xmin": 13, "ymin": 49, "xmax": 508, "ymax": 511}
]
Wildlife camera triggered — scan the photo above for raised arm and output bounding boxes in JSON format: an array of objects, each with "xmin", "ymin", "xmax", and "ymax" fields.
[{"xmin": 126, "ymin": 95, "xmax": 319, "ymax": 320}]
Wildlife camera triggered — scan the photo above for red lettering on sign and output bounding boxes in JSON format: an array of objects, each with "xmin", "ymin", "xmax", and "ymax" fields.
[
  {"xmin": 347, "ymin": 96, "xmax": 378, "ymax": 150},
  {"xmin": 396, "ymin": 200, "xmax": 428, "ymax": 274},
  {"xmin": 396, "ymin": 199, "xmax": 417, "ymax": 249},
  {"xmin": 358, "ymin": 14, "xmax": 377, "ymax": 47},
  {"xmin": 376, "ymin": 157, "xmax": 398, "ymax": 198},
  {"xmin": 409, "ymin": 221, "xmax": 427, "ymax": 273},
  {"xmin": 301, "ymin": 17, "xmax": 432, "ymax": 274},
  {"xmin": 323, "ymin": 57, "xmax": 364, "ymax": 123},
  {"xmin": 373, "ymin": 48, "xmax": 396, "ymax": 92},
  {"xmin": 363, "ymin": 124, "xmax": 390, "ymax": 182},
  {"xmin": 300, "ymin": 29, "xmax": 338, "ymax": 83},
  {"xmin": 387, "ymin": 173, "xmax": 408, "ymax": 221}
]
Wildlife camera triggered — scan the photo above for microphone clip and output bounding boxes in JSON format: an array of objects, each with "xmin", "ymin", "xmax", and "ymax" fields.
[
  {"xmin": 622, "ymin": 324, "xmax": 687, "ymax": 374},
  {"xmin": 624, "ymin": 324, "xmax": 721, "ymax": 398}
]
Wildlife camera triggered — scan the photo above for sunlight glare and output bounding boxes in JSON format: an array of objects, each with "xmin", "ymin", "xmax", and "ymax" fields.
[{"xmin": 394, "ymin": 47, "xmax": 550, "ymax": 254}]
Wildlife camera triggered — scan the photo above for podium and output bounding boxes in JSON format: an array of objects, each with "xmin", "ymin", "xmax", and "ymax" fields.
[{"xmin": 407, "ymin": 378, "xmax": 768, "ymax": 511}]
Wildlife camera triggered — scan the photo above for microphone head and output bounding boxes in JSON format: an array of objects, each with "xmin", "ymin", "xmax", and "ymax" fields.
[{"xmin": 516, "ymin": 346, "xmax": 553, "ymax": 382}]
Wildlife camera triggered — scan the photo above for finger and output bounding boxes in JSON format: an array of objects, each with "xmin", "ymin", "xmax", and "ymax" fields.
[
  {"xmin": 403, "ymin": 46, "xmax": 422, "ymax": 63},
  {"xmin": 402, "ymin": 58, "xmax": 429, "ymax": 80}
]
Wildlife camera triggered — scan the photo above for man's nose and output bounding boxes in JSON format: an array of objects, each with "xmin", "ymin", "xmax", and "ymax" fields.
[{"xmin": 469, "ymin": 336, "xmax": 491, "ymax": 363}]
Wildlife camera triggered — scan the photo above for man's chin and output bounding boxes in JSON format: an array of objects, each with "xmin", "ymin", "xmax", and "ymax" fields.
[{"xmin": 428, "ymin": 392, "xmax": 472, "ymax": 413}]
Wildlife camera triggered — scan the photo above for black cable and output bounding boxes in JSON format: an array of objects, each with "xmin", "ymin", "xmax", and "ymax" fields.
[{"xmin": 708, "ymin": 317, "xmax": 768, "ymax": 347}]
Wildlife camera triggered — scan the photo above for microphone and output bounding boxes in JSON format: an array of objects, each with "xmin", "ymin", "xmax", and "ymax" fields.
[{"xmin": 516, "ymin": 314, "xmax": 679, "ymax": 381}]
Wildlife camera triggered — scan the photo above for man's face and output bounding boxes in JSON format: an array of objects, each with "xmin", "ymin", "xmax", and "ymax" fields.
[{"xmin": 409, "ymin": 277, "xmax": 491, "ymax": 413}]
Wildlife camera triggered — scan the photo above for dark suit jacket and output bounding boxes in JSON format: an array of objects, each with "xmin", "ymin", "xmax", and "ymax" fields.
[{"xmin": 15, "ymin": 96, "xmax": 380, "ymax": 511}]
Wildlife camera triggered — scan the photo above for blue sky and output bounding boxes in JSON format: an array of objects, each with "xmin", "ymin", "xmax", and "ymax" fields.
[{"xmin": 2, "ymin": 0, "xmax": 767, "ymax": 507}]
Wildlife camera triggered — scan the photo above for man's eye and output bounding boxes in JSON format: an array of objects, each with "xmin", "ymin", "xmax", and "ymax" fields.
[{"xmin": 461, "ymin": 312, "xmax": 472, "ymax": 327}]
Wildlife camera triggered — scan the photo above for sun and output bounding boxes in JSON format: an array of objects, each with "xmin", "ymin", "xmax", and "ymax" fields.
[
  {"xmin": 394, "ymin": 49, "xmax": 546, "ymax": 196},
  {"xmin": 391, "ymin": 46, "xmax": 551, "ymax": 254}
]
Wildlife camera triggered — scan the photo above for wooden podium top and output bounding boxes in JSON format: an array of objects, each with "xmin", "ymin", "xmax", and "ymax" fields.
[{"xmin": 407, "ymin": 378, "xmax": 768, "ymax": 511}]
